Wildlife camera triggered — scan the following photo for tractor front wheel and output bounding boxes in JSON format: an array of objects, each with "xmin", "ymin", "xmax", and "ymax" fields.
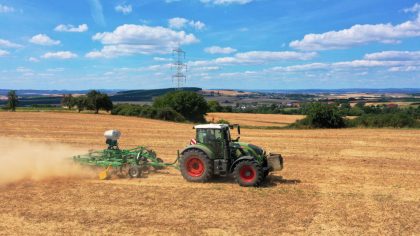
[
  {"xmin": 180, "ymin": 149, "xmax": 213, "ymax": 183},
  {"xmin": 129, "ymin": 166, "xmax": 142, "ymax": 178},
  {"xmin": 233, "ymin": 160, "xmax": 263, "ymax": 187}
]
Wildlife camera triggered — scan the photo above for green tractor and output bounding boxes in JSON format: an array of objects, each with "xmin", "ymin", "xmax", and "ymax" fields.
[{"xmin": 179, "ymin": 124, "xmax": 283, "ymax": 187}]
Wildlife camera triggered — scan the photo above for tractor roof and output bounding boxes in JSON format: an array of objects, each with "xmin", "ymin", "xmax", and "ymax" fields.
[{"xmin": 194, "ymin": 124, "xmax": 229, "ymax": 129}]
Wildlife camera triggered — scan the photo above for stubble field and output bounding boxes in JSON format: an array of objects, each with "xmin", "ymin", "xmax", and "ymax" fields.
[{"xmin": 0, "ymin": 112, "xmax": 419, "ymax": 235}]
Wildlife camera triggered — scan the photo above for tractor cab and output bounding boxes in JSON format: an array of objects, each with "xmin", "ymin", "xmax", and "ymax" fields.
[{"xmin": 193, "ymin": 124, "xmax": 240, "ymax": 159}]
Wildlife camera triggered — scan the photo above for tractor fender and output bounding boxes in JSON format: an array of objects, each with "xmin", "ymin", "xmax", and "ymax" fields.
[
  {"xmin": 229, "ymin": 156, "xmax": 255, "ymax": 174},
  {"xmin": 180, "ymin": 145, "xmax": 214, "ymax": 159}
]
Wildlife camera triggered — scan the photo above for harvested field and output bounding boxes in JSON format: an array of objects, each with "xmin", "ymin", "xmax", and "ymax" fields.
[
  {"xmin": 0, "ymin": 112, "xmax": 420, "ymax": 235},
  {"xmin": 207, "ymin": 112, "xmax": 305, "ymax": 127}
]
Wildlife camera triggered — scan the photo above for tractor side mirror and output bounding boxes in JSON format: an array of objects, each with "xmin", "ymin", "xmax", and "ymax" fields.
[{"xmin": 238, "ymin": 125, "xmax": 240, "ymax": 134}]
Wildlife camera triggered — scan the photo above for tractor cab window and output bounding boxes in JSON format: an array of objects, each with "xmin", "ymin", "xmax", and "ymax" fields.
[
  {"xmin": 226, "ymin": 129, "xmax": 231, "ymax": 142},
  {"xmin": 196, "ymin": 129, "xmax": 224, "ymax": 158}
]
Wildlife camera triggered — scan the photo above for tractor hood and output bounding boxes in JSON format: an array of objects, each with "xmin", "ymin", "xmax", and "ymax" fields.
[{"xmin": 234, "ymin": 142, "xmax": 264, "ymax": 158}]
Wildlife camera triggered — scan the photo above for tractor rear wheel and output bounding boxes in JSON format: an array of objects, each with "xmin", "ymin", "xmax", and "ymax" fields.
[
  {"xmin": 180, "ymin": 149, "xmax": 213, "ymax": 183},
  {"xmin": 129, "ymin": 166, "xmax": 142, "ymax": 178},
  {"xmin": 233, "ymin": 160, "xmax": 263, "ymax": 187}
]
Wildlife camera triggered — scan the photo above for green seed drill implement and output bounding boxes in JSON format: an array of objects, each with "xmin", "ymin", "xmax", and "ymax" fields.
[{"xmin": 71, "ymin": 130, "xmax": 179, "ymax": 179}]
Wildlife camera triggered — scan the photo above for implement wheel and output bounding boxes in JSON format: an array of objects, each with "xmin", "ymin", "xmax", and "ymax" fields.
[
  {"xmin": 180, "ymin": 149, "xmax": 213, "ymax": 183},
  {"xmin": 234, "ymin": 160, "xmax": 263, "ymax": 187},
  {"xmin": 129, "ymin": 166, "xmax": 142, "ymax": 178}
]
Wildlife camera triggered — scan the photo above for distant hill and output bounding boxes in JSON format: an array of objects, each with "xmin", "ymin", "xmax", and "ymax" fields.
[
  {"xmin": 109, "ymin": 87, "xmax": 202, "ymax": 101},
  {"xmin": 0, "ymin": 87, "xmax": 202, "ymax": 106}
]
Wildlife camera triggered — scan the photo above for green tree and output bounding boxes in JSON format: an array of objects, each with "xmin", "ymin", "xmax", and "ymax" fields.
[
  {"xmin": 74, "ymin": 96, "xmax": 89, "ymax": 113},
  {"xmin": 6, "ymin": 90, "xmax": 20, "ymax": 111},
  {"xmin": 340, "ymin": 102, "xmax": 351, "ymax": 110},
  {"xmin": 305, "ymin": 102, "xmax": 345, "ymax": 128},
  {"xmin": 207, "ymin": 100, "xmax": 223, "ymax": 112},
  {"xmin": 61, "ymin": 93, "xmax": 75, "ymax": 110},
  {"xmin": 153, "ymin": 91, "xmax": 208, "ymax": 122},
  {"xmin": 86, "ymin": 90, "xmax": 113, "ymax": 113},
  {"xmin": 355, "ymin": 102, "xmax": 366, "ymax": 109}
]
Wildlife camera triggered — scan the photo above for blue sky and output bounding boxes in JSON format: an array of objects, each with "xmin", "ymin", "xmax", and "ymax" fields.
[{"xmin": 0, "ymin": 0, "xmax": 420, "ymax": 90}]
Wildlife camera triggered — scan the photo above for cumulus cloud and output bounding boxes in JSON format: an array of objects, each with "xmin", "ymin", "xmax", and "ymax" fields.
[
  {"xmin": 115, "ymin": 5, "xmax": 132, "ymax": 14},
  {"xmin": 169, "ymin": 17, "xmax": 206, "ymax": 31},
  {"xmin": 41, "ymin": 51, "xmax": 78, "ymax": 59},
  {"xmin": 38, "ymin": 73, "xmax": 54, "ymax": 76},
  {"xmin": 200, "ymin": 0, "xmax": 254, "ymax": 5},
  {"xmin": 290, "ymin": 11, "xmax": 420, "ymax": 51},
  {"xmin": 0, "ymin": 39, "xmax": 23, "ymax": 47},
  {"xmin": 403, "ymin": 3, "xmax": 420, "ymax": 13},
  {"xmin": 204, "ymin": 46, "xmax": 237, "ymax": 54},
  {"xmin": 0, "ymin": 49, "xmax": 10, "ymax": 56},
  {"xmin": 189, "ymin": 51, "xmax": 318, "ymax": 66},
  {"xmin": 23, "ymin": 73, "xmax": 34, "ymax": 76},
  {"xmin": 86, "ymin": 24, "xmax": 199, "ymax": 58},
  {"xmin": 29, "ymin": 34, "xmax": 60, "ymax": 46},
  {"xmin": 28, "ymin": 57, "xmax": 40, "ymax": 62},
  {"xmin": 154, "ymin": 57, "xmax": 173, "ymax": 61},
  {"xmin": 54, "ymin": 24, "xmax": 88, "ymax": 32},
  {"xmin": 114, "ymin": 64, "xmax": 171, "ymax": 72},
  {"xmin": 0, "ymin": 4, "xmax": 14, "ymax": 12},
  {"xmin": 363, "ymin": 51, "xmax": 420, "ymax": 61}
]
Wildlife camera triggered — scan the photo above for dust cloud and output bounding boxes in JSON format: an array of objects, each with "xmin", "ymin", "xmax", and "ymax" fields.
[{"xmin": 0, "ymin": 137, "xmax": 97, "ymax": 186}]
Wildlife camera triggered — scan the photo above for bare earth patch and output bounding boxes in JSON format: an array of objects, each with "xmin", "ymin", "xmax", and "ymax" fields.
[{"xmin": 0, "ymin": 112, "xmax": 419, "ymax": 235}]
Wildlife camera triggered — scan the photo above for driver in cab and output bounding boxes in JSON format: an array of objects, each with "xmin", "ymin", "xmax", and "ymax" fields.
[{"xmin": 204, "ymin": 130, "xmax": 216, "ymax": 143}]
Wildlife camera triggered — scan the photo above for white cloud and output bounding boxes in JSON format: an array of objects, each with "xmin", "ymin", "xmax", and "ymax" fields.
[
  {"xmin": 114, "ymin": 64, "xmax": 171, "ymax": 72},
  {"xmin": 189, "ymin": 21, "xmax": 206, "ymax": 30},
  {"xmin": 403, "ymin": 3, "xmax": 420, "ymax": 13},
  {"xmin": 0, "ymin": 4, "xmax": 14, "ymax": 12},
  {"xmin": 28, "ymin": 57, "xmax": 40, "ymax": 62},
  {"xmin": 165, "ymin": 0, "xmax": 181, "ymax": 2},
  {"xmin": 0, "ymin": 49, "xmax": 10, "ymax": 56},
  {"xmin": 388, "ymin": 66, "xmax": 420, "ymax": 72},
  {"xmin": 290, "ymin": 13, "xmax": 420, "ymax": 51},
  {"xmin": 154, "ymin": 57, "xmax": 173, "ymax": 61},
  {"xmin": 200, "ymin": 0, "xmax": 254, "ymax": 5},
  {"xmin": 87, "ymin": 0, "xmax": 105, "ymax": 26},
  {"xmin": 54, "ymin": 24, "xmax": 88, "ymax": 32},
  {"xmin": 105, "ymin": 72, "xmax": 115, "ymax": 75},
  {"xmin": 281, "ymin": 43, "xmax": 286, "ymax": 47},
  {"xmin": 0, "ymin": 39, "xmax": 23, "ymax": 47},
  {"xmin": 191, "ymin": 66, "xmax": 222, "ymax": 71},
  {"xmin": 115, "ymin": 5, "xmax": 132, "ymax": 14},
  {"xmin": 29, "ymin": 34, "xmax": 60, "ymax": 46},
  {"xmin": 204, "ymin": 46, "xmax": 237, "ymax": 54},
  {"xmin": 41, "ymin": 51, "xmax": 78, "ymax": 59},
  {"xmin": 13, "ymin": 68, "xmax": 34, "ymax": 73},
  {"xmin": 46, "ymin": 68, "xmax": 66, "ymax": 72},
  {"xmin": 363, "ymin": 51, "xmax": 420, "ymax": 61},
  {"xmin": 168, "ymin": 17, "xmax": 206, "ymax": 31},
  {"xmin": 168, "ymin": 17, "xmax": 189, "ymax": 29},
  {"xmin": 239, "ymin": 28, "xmax": 248, "ymax": 31},
  {"xmin": 38, "ymin": 73, "xmax": 54, "ymax": 76},
  {"xmin": 23, "ymin": 73, "xmax": 34, "ymax": 76},
  {"xmin": 270, "ymin": 63, "xmax": 330, "ymax": 72},
  {"xmin": 87, "ymin": 24, "xmax": 199, "ymax": 58},
  {"xmin": 189, "ymin": 51, "xmax": 318, "ymax": 67}
]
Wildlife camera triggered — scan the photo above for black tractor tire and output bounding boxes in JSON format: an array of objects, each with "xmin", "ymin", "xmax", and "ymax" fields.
[
  {"xmin": 233, "ymin": 160, "xmax": 263, "ymax": 187},
  {"xmin": 153, "ymin": 157, "xmax": 165, "ymax": 170},
  {"xmin": 263, "ymin": 169, "xmax": 270, "ymax": 178},
  {"xmin": 129, "ymin": 166, "xmax": 142, "ymax": 178},
  {"xmin": 180, "ymin": 149, "xmax": 213, "ymax": 183}
]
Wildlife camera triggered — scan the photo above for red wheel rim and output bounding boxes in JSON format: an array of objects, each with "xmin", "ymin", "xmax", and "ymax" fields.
[
  {"xmin": 186, "ymin": 157, "xmax": 204, "ymax": 177},
  {"xmin": 240, "ymin": 166, "xmax": 255, "ymax": 182}
]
